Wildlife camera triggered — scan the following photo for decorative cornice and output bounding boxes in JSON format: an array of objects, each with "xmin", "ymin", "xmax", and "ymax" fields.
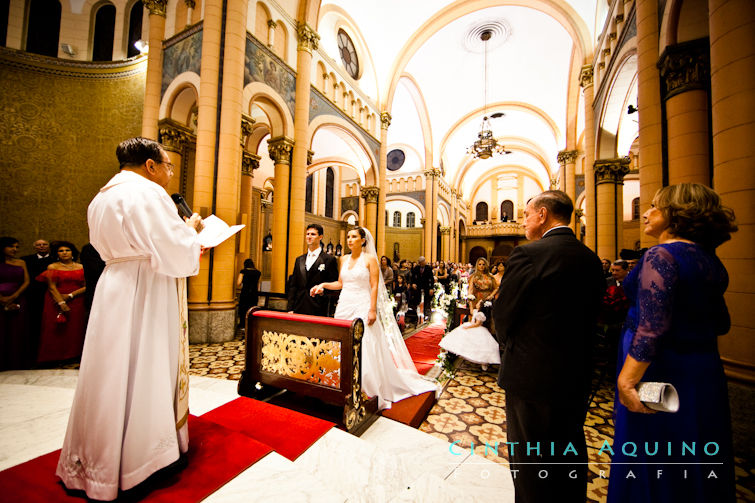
[
  {"xmin": 594, "ymin": 157, "xmax": 631, "ymax": 184},
  {"xmin": 158, "ymin": 119, "xmax": 194, "ymax": 152},
  {"xmin": 557, "ymin": 149, "xmax": 579, "ymax": 165},
  {"xmin": 360, "ymin": 186, "xmax": 379, "ymax": 203},
  {"xmin": 380, "ymin": 112, "xmax": 392, "ymax": 130},
  {"xmin": 242, "ymin": 152, "xmax": 261, "ymax": 176},
  {"xmin": 267, "ymin": 136, "xmax": 294, "ymax": 165},
  {"xmin": 296, "ymin": 23, "xmax": 320, "ymax": 53},
  {"xmin": 658, "ymin": 38, "xmax": 709, "ymax": 100},
  {"xmin": 143, "ymin": 0, "xmax": 167, "ymax": 16},
  {"xmin": 0, "ymin": 46, "xmax": 147, "ymax": 78},
  {"xmin": 579, "ymin": 64, "xmax": 594, "ymax": 88}
]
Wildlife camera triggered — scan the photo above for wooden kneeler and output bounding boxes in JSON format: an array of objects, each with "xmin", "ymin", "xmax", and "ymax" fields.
[{"xmin": 238, "ymin": 307, "xmax": 379, "ymax": 435}]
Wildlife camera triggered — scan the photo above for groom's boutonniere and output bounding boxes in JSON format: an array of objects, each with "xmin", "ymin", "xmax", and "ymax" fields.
[{"xmin": 318, "ymin": 264, "xmax": 325, "ymax": 272}]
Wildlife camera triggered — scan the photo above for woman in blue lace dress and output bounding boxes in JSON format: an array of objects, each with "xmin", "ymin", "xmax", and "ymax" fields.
[{"xmin": 608, "ymin": 184, "xmax": 738, "ymax": 502}]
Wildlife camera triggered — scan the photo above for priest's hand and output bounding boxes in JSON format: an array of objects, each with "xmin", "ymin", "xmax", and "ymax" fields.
[{"xmin": 185, "ymin": 213, "xmax": 204, "ymax": 233}]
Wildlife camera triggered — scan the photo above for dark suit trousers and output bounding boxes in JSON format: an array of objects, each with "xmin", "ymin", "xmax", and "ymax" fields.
[{"xmin": 506, "ymin": 392, "xmax": 589, "ymax": 503}]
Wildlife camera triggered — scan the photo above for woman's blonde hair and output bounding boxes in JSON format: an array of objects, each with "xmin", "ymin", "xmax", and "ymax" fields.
[{"xmin": 652, "ymin": 183, "xmax": 737, "ymax": 249}]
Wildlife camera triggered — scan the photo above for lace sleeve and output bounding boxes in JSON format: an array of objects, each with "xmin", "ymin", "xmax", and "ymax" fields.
[
  {"xmin": 472, "ymin": 311, "xmax": 487, "ymax": 323},
  {"xmin": 629, "ymin": 246, "xmax": 678, "ymax": 362}
]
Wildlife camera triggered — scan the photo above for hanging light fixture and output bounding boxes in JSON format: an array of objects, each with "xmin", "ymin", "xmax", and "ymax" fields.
[{"xmin": 467, "ymin": 30, "xmax": 511, "ymax": 159}]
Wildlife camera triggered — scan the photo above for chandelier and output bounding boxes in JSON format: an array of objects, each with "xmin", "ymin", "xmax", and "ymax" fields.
[{"xmin": 467, "ymin": 30, "xmax": 511, "ymax": 159}]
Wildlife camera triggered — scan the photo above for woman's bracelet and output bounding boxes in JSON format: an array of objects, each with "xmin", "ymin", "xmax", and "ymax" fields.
[
  {"xmin": 57, "ymin": 301, "xmax": 66, "ymax": 305},
  {"xmin": 67, "ymin": 293, "xmax": 74, "ymax": 300}
]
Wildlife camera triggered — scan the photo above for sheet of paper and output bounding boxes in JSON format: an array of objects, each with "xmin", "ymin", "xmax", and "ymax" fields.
[{"xmin": 197, "ymin": 214, "xmax": 245, "ymax": 248}]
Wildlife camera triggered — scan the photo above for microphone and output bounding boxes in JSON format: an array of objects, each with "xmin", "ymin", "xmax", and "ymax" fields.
[{"xmin": 171, "ymin": 193, "xmax": 193, "ymax": 219}]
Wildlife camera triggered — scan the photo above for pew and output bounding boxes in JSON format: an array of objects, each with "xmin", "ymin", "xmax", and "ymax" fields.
[{"xmin": 238, "ymin": 307, "xmax": 379, "ymax": 435}]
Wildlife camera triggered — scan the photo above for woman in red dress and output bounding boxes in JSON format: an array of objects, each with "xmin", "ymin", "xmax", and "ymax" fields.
[{"xmin": 37, "ymin": 241, "xmax": 87, "ymax": 364}]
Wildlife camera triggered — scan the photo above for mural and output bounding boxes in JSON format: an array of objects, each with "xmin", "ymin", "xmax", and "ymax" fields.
[
  {"xmin": 244, "ymin": 35, "xmax": 296, "ymax": 118},
  {"xmin": 310, "ymin": 87, "xmax": 380, "ymax": 162},
  {"xmin": 161, "ymin": 26, "xmax": 203, "ymax": 97},
  {"xmin": 341, "ymin": 196, "xmax": 359, "ymax": 213}
]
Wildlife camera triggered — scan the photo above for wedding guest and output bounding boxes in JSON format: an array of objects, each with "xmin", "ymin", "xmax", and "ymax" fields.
[
  {"xmin": 36, "ymin": 241, "xmax": 87, "ymax": 364},
  {"xmin": 609, "ymin": 183, "xmax": 737, "ymax": 502},
  {"xmin": 22, "ymin": 238, "xmax": 53, "ymax": 362},
  {"xmin": 467, "ymin": 257, "xmax": 496, "ymax": 304},
  {"xmin": 237, "ymin": 258, "xmax": 261, "ymax": 329},
  {"xmin": 436, "ymin": 261, "xmax": 450, "ymax": 293},
  {"xmin": 1, "ymin": 237, "xmax": 30, "ymax": 370},
  {"xmin": 79, "ymin": 243, "xmax": 105, "ymax": 311},
  {"xmin": 440, "ymin": 298, "xmax": 500, "ymax": 371},
  {"xmin": 380, "ymin": 256, "xmax": 394, "ymax": 294}
]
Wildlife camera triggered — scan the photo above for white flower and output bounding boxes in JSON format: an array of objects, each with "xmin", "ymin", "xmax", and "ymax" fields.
[
  {"xmin": 484, "ymin": 301, "xmax": 492, "ymax": 307},
  {"xmin": 318, "ymin": 264, "xmax": 325, "ymax": 271}
]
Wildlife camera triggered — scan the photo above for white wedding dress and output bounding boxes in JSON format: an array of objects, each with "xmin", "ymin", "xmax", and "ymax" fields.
[{"xmin": 334, "ymin": 252, "xmax": 437, "ymax": 410}]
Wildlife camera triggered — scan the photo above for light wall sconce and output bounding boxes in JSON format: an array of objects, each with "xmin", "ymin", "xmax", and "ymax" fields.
[
  {"xmin": 60, "ymin": 43, "xmax": 76, "ymax": 56},
  {"xmin": 134, "ymin": 40, "xmax": 149, "ymax": 54}
]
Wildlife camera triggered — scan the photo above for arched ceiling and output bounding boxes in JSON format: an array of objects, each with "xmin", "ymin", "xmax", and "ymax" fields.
[{"xmin": 318, "ymin": 0, "xmax": 605, "ymax": 199}]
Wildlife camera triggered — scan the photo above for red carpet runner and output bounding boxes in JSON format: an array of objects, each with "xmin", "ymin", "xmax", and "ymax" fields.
[
  {"xmin": 0, "ymin": 397, "xmax": 334, "ymax": 502},
  {"xmin": 382, "ymin": 322, "xmax": 446, "ymax": 427}
]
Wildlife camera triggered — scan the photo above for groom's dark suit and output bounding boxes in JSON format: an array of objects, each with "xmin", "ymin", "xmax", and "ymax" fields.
[
  {"xmin": 287, "ymin": 249, "xmax": 339, "ymax": 316},
  {"xmin": 493, "ymin": 227, "xmax": 603, "ymax": 503}
]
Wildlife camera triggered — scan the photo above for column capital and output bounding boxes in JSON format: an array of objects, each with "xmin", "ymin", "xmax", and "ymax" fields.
[
  {"xmin": 240, "ymin": 114, "xmax": 255, "ymax": 146},
  {"xmin": 420, "ymin": 218, "xmax": 426, "ymax": 226},
  {"xmin": 380, "ymin": 112, "xmax": 392, "ymax": 130},
  {"xmin": 579, "ymin": 64, "xmax": 594, "ymax": 88},
  {"xmin": 143, "ymin": 0, "xmax": 167, "ymax": 16},
  {"xmin": 657, "ymin": 39, "xmax": 709, "ymax": 100},
  {"xmin": 158, "ymin": 119, "xmax": 192, "ymax": 152},
  {"xmin": 184, "ymin": 0, "xmax": 195, "ymax": 9},
  {"xmin": 550, "ymin": 176, "xmax": 560, "ymax": 190},
  {"xmin": 267, "ymin": 136, "xmax": 294, "ymax": 165},
  {"xmin": 267, "ymin": 19, "xmax": 277, "ymax": 29},
  {"xmin": 360, "ymin": 185, "xmax": 379, "ymax": 203},
  {"xmin": 423, "ymin": 168, "xmax": 442, "ymax": 178},
  {"xmin": 296, "ymin": 23, "xmax": 320, "ymax": 53},
  {"xmin": 574, "ymin": 208, "xmax": 584, "ymax": 218},
  {"xmin": 557, "ymin": 149, "xmax": 579, "ymax": 165},
  {"xmin": 242, "ymin": 152, "xmax": 261, "ymax": 176},
  {"xmin": 439, "ymin": 226, "xmax": 451, "ymax": 235},
  {"xmin": 450, "ymin": 188, "xmax": 457, "ymax": 197},
  {"xmin": 594, "ymin": 157, "xmax": 631, "ymax": 184},
  {"xmin": 307, "ymin": 149, "xmax": 314, "ymax": 166}
]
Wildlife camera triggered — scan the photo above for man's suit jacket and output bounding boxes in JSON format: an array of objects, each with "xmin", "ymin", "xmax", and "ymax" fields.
[
  {"xmin": 22, "ymin": 253, "xmax": 53, "ymax": 280},
  {"xmin": 287, "ymin": 251, "xmax": 340, "ymax": 315},
  {"xmin": 493, "ymin": 227, "xmax": 604, "ymax": 403},
  {"xmin": 411, "ymin": 265, "xmax": 434, "ymax": 291}
]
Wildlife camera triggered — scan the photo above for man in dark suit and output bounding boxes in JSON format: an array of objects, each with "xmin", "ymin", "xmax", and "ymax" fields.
[
  {"xmin": 411, "ymin": 256, "xmax": 435, "ymax": 318},
  {"xmin": 22, "ymin": 239, "xmax": 54, "ymax": 366},
  {"xmin": 493, "ymin": 190, "xmax": 604, "ymax": 503},
  {"xmin": 287, "ymin": 223, "xmax": 339, "ymax": 316}
]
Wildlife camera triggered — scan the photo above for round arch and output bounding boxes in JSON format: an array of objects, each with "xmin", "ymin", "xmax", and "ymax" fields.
[
  {"xmin": 159, "ymin": 72, "xmax": 201, "ymax": 120},
  {"xmin": 309, "ymin": 116, "xmax": 378, "ymax": 185},
  {"xmin": 242, "ymin": 81, "xmax": 295, "ymax": 138},
  {"xmin": 596, "ymin": 51, "xmax": 638, "ymax": 158},
  {"xmin": 385, "ymin": 194, "xmax": 425, "ymax": 219}
]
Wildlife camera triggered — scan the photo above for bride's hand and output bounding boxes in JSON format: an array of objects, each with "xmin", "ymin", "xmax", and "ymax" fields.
[
  {"xmin": 310, "ymin": 284, "xmax": 323, "ymax": 296},
  {"xmin": 367, "ymin": 309, "xmax": 377, "ymax": 325}
]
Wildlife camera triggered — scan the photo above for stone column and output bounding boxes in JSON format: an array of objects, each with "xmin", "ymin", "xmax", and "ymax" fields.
[
  {"xmin": 378, "ymin": 112, "xmax": 391, "ymax": 258},
  {"xmin": 490, "ymin": 178, "xmax": 498, "ymax": 221},
  {"xmin": 594, "ymin": 157, "xmax": 631, "ymax": 261},
  {"xmin": 423, "ymin": 168, "xmax": 439, "ymax": 261},
  {"xmin": 636, "ymin": 0, "xmax": 664, "ymax": 247},
  {"xmin": 580, "ymin": 64, "xmax": 598, "ymax": 251},
  {"xmin": 709, "ymin": 0, "xmax": 755, "ymax": 383},
  {"xmin": 516, "ymin": 175, "xmax": 524, "ymax": 221},
  {"xmin": 451, "ymin": 189, "xmax": 458, "ymax": 263},
  {"xmin": 361, "ymin": 186, "xmax": 379, "ymax": 238},
  {"xmin": 440, "ymin": 226, "xmax": 451, "ymax": 261},
  {"xmin": 140, "ymin": 0, "xmax": 167, "ymax": 139},
  {"xmin": 267, "ymin": 19, "xmax": 276, "ymax": 48},
  {"xmin": 185, "ymin": 0, "xmax": 195, "ymax": 26},
  {"xmin": 158, "ymin": 120, "xmax": 191, "ymax": 196},
  {"xmin": 238, "ymin": 149, "xmax": 260, "ymax": 272},
  {"xmin": 268, "ymin": 136, "xmax": 294, "ymax": 292},
  {"xmin": 658, "ymin": 39, "xmax": 711, "ymax": 185},
  {"xmin": 288, "ymin": 23, "xmax": 320, "ymax": 271},
  {"xmin": 557, "ymin": 149, "xmax": 579, "ymax": 229}
]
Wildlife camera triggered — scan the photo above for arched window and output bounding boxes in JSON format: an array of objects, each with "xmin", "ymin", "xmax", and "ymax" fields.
[
  {"xmin": 325, "ymin": 167, "xmax": 334, "ymax": 218},
  {"xmin": 25, "ymin": 0, "xmax": 61, "ymax": 57},
  {"xmin": 385, "ymin": 211, "xmax": 388, "ymax": 225},
  {"xmin": 475, "ymin": 202, "xmax": 488, "ymax": 222},
  {"xmin": 393, "ymin": 211, "xmax": 401, "ymax": 227},
  {"xmin": 0, "ymin": 0, "xmax": 10, "ymax": 46},
  {"xmin": 305, "ymin": 174, "xmax": 313, "ymax": 213},
  {"xmin": 500, "ymin": 200, "xmax": 514, "ymax": 222},
  {"xmin": 92, "ymin": 3, "xmax": 116, "ymax": 61},
  {"xmin": 126, "ymin": 1, "xmax": 143, "ymax": 58},
  {"xmin": 632, "ymin": 197, "xmax": 640, "ymax": 220},
  {"xmin": 407, "ymin": 212, "xmax": 415, "ymax": 228}
]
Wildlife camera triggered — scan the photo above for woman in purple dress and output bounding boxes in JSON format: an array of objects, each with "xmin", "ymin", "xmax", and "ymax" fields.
[
  {"xmin": 0, "ymin": 237, "xmax": 30, "ymax": 369},
  {"xmin": 608, "ymin": 184, "xmax": 738, "ymax": 502}
]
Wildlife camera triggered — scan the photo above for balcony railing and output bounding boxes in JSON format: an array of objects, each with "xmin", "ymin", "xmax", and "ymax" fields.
[{"xmin": 464, "ymin": 221, "xmax": 525, "ymax": 237}]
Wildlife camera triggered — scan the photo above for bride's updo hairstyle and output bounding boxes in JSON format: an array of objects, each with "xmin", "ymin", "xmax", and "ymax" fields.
[
  {"xmin": 652, "ymin": 183, "xmax": 737, "ymax": 250},
  {"xmin": 349, "ymin": 226, "xmax": 367, "ymax": 247}
]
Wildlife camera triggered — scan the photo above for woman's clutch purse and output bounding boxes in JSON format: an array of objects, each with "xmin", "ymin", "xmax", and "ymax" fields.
[{"xmin": 636, "ymin": 382, "xmax": 679, "ymax": 413}]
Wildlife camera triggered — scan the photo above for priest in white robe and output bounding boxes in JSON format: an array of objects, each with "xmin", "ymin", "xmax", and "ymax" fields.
[{"xmin": 56, "ymin": 137, "xmax": 203, "ymax": 501}]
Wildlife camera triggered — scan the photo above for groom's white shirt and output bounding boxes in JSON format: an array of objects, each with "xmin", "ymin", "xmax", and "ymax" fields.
[{"xmin": 305, "ymin": 246, "xmax": 322, "ymax": 271}]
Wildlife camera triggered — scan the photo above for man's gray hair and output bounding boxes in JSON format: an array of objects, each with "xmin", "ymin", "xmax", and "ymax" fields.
[{"xmin": 418, "ymin": 256, "xmax": 426, "ymax": 262}]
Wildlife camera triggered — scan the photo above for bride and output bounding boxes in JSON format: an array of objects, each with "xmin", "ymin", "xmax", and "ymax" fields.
[{"xmin": 311, "ymin": 227, "xmax": 437, "ymax": 410}]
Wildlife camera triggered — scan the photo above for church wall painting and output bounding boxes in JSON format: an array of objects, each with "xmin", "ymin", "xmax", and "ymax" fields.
[
  {"xmin": 244, "ymin": 35, "xmax": 296, "ymax": 119},
  {"xmin": 161, "ymin": 24, "xmax": 203, "ymax": 98}
]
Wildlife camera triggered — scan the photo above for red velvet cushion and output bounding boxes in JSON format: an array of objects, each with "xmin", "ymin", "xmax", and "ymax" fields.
[{"xmin": 252, "ymin": 310, "xmax": 354, "ymax": 328}]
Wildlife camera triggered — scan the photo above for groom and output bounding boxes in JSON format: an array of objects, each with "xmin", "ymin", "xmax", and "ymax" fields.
[{"xmin": 287, "ymin": 223, "xmax": 340, "ymax": 316}]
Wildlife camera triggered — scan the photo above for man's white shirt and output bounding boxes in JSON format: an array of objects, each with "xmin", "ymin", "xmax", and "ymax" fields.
[{"xmin": 305, "ymin": 247, "xmax": 322, "ymax": 270}]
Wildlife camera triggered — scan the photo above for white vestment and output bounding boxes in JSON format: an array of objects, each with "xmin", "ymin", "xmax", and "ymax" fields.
[{"xmin": 56, "ymin": 170, "xmax": 200, "ymax": 501}]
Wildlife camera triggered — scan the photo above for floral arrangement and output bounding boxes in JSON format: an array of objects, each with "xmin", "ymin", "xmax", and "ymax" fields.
[{"xmin": 434, "ymin": 350, "xmax": 456, "ymax": 381}]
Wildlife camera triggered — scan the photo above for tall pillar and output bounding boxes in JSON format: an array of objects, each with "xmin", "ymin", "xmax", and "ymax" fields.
[
  {"xmin": 558, "ymin": 149, "xmax": 579, "ymax": 229},
  {"xmin": 451, "ymin": 189, "xmax": 458, "ymax": 263},
  {"xmin": 140, "ymin": 0, "xmax": 167, "ymax": 139},
  {"xmin": 440, "ymin": 226, "xmax": 451, "ymax": 261},
  {"xmin": 516, "ymin": 175, "xmax": 524, "ymax": 221},
  {"xmin": 594, "ymin": 157, "xmax": 631, "ymax": 260},
  {"xmin": 490, "ymin": 178, "xmax": 499, "ymax": 221},
  {"xmin": 658, "ymin": 39, "xmax": 711, "ymax": 185},
  {"xmin": 361, "ymin": 186, "xmax": 379, "ymax": 238},
  {"xmin": 709, "ymin": 0, "xmax": 755, "ymax": 383},
  {"xmin": 288, "ymin": 23, "xmax": 320, "ymax": 271},
  {"xmin": 238, "ymin": 150, "xmax": 260, "ymax": 271},
  {"xmin": 268, "ymin": 137, "xmax": 294, "ymax": 292},
  {"xmin": 636, "ymin": 0, "xmax": 664, "ymax": 247},
  {"xmin": 423, "ymin": 169, "xmax": 434, "ymax": 260},
  {"xmin": 378, "ymin": 112, "xmax": 391, "ymax": 258},
  {"xmin": 580, "ymin": 65, "xmax": 598, "ymax": 251}
]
